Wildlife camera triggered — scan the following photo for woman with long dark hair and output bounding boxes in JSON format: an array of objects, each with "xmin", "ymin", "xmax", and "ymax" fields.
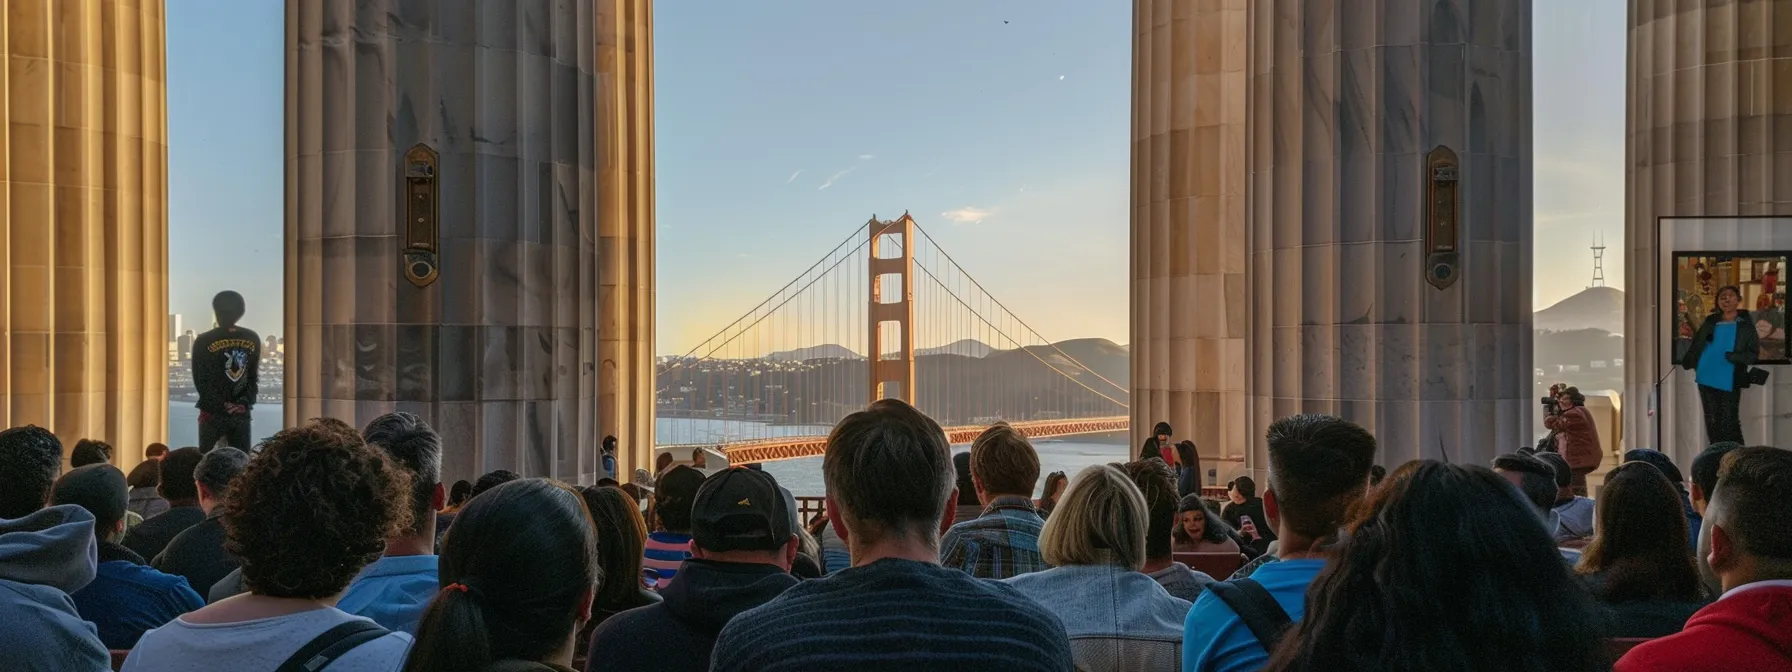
[
  {"xmin": 1262, "ymin": 461, "xmax": 1608, "ymax": 672},
  {"xmin": 1679, "ymin": 284, "xmax": 1759, "ymax": 444},
  {"xmin": 578, "ymin": 486, "xmax": 659, "ymax": 643},
  {"xmin": 405, "ymin": 479, "xmax": 600, "ymax": 672},
  {"xmin": 1575, "ymin": 463, "xmax": 1708, "ymax": 637},
  {"xmin": 1173, "ymin": 441, "xmax": 1201, "ymax": 497},
  {"xmin": 1036, "ymin": 471, "xmax": 1068, "ymax": 518}
]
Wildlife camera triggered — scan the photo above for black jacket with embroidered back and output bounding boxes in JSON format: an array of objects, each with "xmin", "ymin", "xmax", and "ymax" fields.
[{"xmin": 191, "ymin": 325, "xmax": 261, "ymax": 414}]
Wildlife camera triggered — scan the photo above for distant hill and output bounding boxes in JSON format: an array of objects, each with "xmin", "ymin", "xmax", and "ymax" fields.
[
  {"xmin": 918, "ymin": 339, "xmax": 992, "ymax": 358},
  {"xmin": 1535, "ymin": 286, "xmax": 1625, "ymax": 335},
  {"xmin": 766, "ymin": 344, "xmax": 861, "ymax": 362}
]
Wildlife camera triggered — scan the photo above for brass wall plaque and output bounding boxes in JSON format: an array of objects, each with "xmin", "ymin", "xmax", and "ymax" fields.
[
  {"xmin": 402, "ymin": 144, "xmax": 440, "ymax": 287},
  {"xmin": 1424, "ymin": 145, "xmax": 1460, "ymax": 290}
]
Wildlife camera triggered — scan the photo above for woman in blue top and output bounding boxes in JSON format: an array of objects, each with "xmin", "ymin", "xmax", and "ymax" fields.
[{"xmin": 1678, "ymin": 285, "xmax": 1759, "ymax": 444}]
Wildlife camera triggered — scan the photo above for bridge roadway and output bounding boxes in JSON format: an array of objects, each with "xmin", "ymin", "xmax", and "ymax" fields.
[{"xmin": 661, "ymin": 416, "xmax": 1131, "ymax": 464}]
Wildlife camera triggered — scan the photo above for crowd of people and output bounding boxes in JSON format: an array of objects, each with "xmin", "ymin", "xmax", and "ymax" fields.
[{"xmin": 1, "ymin": 399, "xmax": 1789, "ymax": 671}]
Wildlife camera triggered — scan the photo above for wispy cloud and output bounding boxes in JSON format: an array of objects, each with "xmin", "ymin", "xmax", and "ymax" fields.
[
  {"xmin": 858, "ymin": 154, "xmax": 875, "ymax": 160},
  {"xmin": 786, "ymin": 169, "xmax": 803, "ymax": 184},
  {"xmin": 941, "ymin": 206, "xmax": 992, "ymax": 225},
  {"xmin": 818, "ymin": 167, "xmax": 855, "ymax": 191}
]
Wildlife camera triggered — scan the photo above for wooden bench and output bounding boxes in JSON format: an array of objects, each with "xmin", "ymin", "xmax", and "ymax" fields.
[
  {"xmin": 110, "ymin": 650, "xmax": 129, "ymax": 671},
  {"xmin": 1173, "ymin": 551, "xmax": 1245, "ymax": 580}
]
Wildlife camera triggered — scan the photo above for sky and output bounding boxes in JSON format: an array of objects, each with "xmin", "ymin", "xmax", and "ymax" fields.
[{"xmin": 165, "ymin": 0, "xmax": 1624, "ymax": 350}]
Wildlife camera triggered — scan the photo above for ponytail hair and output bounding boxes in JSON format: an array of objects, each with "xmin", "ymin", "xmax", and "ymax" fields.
[{"xmin": 404, "ymin": 479, "xmax": 600, "ymax": 672}]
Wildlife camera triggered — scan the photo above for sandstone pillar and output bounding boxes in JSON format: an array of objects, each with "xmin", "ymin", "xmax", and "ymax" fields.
[
  {"xmin": 596, "ymin": 0, "xmax": 656, "ymax": 482},
  {"xmin": 1244, "ymin": 0, "xmax": 1533, "ymax": 468},
  {"xmin": 285, "ymin": 0, "xmax": 599, "ymax": 483},
  {"xmin": 1130, "ymin": 0, "xmax": 1248, "ymax": 474},
  {"xmin": 2, "ymin": 0, "xmax": 168, "ymax": 472},
  {"xmin": 1624, "ymin": 0, "xmax": 1792, "ymax": 465}
]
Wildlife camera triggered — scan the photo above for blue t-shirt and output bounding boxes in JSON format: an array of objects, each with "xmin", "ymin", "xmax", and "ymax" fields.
[
  {"xmin": 336, "ymin": 554, "xmax": 439, "ymax": 634},
  {"xmin": 1696, "ymin": 321, "xmax": 1738, "ymax": 391},
  {"xmin": 1182, "ymin": 558, "xmax": 1326, "ymax": 672},
  {"xmin": 72, "ymin": 558, "xmax": 207, "ymax": 649}
]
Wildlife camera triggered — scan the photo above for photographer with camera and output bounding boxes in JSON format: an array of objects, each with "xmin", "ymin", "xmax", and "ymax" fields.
[
  {"xmin": 1543, "ymin": 385, "xmax": 1602, "ymax": 496},
  {"xmin": 1678, "ymin": 284, "xmax": 1760, "ymax": 445}
]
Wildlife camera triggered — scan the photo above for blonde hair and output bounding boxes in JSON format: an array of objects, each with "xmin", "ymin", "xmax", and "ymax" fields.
[{"xmin": 1040, "ymin": 465, "xmax": 1148, "ymax": 570}]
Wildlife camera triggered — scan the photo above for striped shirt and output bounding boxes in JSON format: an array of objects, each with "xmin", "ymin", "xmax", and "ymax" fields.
[
  {"xmin": 643, "ymin": 531, "xmax": 693, "ymax": 589},
  {"xmin": 711, "ymin": 558, "xmax": 1074, "ymax": 672},
  {"xmin": 939, "ymin": 496, "xmax": 1048, "ymax": 580}
]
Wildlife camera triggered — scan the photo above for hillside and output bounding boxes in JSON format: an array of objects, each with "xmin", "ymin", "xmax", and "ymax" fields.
[
  {"xmin": 766, "ymin": 344, "xmax": 861, "ymax": 362},
  {"xmin": 918, "ymin": 339, "xmax": 992, "ymax": 358},
  {"xmin": 1535, "ymin": 286, "xmax": 1625, "ymax": 334}
]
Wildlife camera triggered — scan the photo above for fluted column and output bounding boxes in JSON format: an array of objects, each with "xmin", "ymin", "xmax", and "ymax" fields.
[
  {"xmin": 1131, "ymin": 0, "xmax": 1248, "ymax": 474},
  {"xmin": 596, "ymin": 0, "xmax": 655, "ymax": 481},
  {"xmin": 1244, "ymin": 0, "xmax": 1533, "ymax": 468},
  {"xmin": 2, "ymin": 0, "xmax": 168, "ymax": 473},
  {"xmin": 1625, "ymin": 0, "xmax": 1792, "ymax": 465},
  {"xmin": 285, "ymin": 0, "xmax": 599, "ymax": 483}
]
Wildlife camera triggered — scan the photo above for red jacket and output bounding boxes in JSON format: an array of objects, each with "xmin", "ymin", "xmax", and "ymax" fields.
[
  {"xmin": 1616, "ymin": 584, "xmax": 1792, "ymax": 672},
  {"xmin": 1544, "ymin": 405, "xmax": 1603, "ymax": 472}
]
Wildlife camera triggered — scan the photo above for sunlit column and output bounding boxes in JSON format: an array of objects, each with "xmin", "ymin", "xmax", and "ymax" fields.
[{"xmin": 596, "ymin": 0, "xmax": 657, "ymax": 482}]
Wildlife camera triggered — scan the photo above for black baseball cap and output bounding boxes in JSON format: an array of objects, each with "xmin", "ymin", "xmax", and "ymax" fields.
[
  {"xmin": 691, "ymin": 467, "xmax": 792, "ymax": 553},
  {"xmin": 52, "ymin": 464, "xmax": 129, "ymax": 532}
]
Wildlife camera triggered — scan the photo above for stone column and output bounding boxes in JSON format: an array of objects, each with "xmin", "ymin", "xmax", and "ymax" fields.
[
  {"xmin": 1131, "ymin": 0, "xmax": 1249, "ymax": 473},
  {"xmin": 1244, "ymin": 0, "xmax": 1533, "ymax": 468},
  {"xmin": 1624, "ymin": 0, "xmax": 1792, "ymax": 465},
  {"xmin": 1, "ymin": 0, "xmax": 168, "ymax": 472},
  {"xmin": 285, "ymin": 0, "xmax": 599, "ymax": 483},
  {"xmin": 596, "ymin": 0, "xmax": 655, "ymax": 481}
]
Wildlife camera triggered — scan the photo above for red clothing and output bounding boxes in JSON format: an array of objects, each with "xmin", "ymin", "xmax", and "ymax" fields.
[
  {"xmin": 1616, "ymin": 584, "xmax": 1792, "ymax": 672},
  {"xmin": 1544, "ymin": 405, "xmax": 1603, "ymax": 472}
]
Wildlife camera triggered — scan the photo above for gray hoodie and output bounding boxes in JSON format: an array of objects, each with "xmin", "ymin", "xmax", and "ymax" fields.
[{"xmin": 0, "ymin": 504, "xmax": 111, "ymax": 671}]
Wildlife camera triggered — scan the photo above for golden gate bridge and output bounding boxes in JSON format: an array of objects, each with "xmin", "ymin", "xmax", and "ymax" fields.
[{"xmin": 656, "ymin": 214, "xmax": 1129, "ymax": 464}]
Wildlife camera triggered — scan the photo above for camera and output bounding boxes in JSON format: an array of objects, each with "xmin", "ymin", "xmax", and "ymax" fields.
[{"xmin": 1540, "ymin": 396, "xmax": 1559, "ymax": 415}]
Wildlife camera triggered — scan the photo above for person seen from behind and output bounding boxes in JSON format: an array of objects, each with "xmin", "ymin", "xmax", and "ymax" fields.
[
  {"xmin": 1006, "ymin": 464, "xmax": 1193, "ymax": 671},
  {"xmin": 403, "ymin": 479, "xmax": 597, "ymax": 672},
  {"xmin": 1617, "ymin": 446, "xmax": 1792, "ymax": 672},
  {"xmin": 644, "ymin": 465, "xmax": 706, "ymax": 589},
  {"xmin": 1625, "ymin": 448, "xmax": 1703, "ymax": 551},
  {"xmin": 1220, "ymin": 475, "xmax": 1275, "ymax": 555},
  {"xmin": 1575, "ymin": 462, "xmax": 1709, "ymax": 638},
  {"xmin": 601, "ymin": 436, "xmax": 618, "ymax": 480},
  {"xmin": 56, "ymin": 464, "xmax": 205, "ymax": 649},
  {"xmin": 1260, "ymin": 461, "xmax": 1609, "ymax": 672},
  {"xmin": 1183, "ymin": 414, "xmax": 1376, "ymax": 672},
  {"xmin": 0, "ymin": 426, "xmax": 112, "ymax": 671},
  {"xmin": 577, "ymin": 486, "xmax": 660, "ymax": 643},
  {"xmin": 1036, "ymin": 470, "xmax": 1068, "ymax": 519},
  {"xmin": 1492, "ymin": 451, "xmax": 1582, "ymax": 563},
  {"xmin": 1535, "ymin": 451, "xmax": 1595, "ymax": 544},
  {"xmin": 153, "ymin": 447, "xmax": 249, "ymax": 601},
  {"xmin": 336, "ymin": 412, "xmax": 444, "ymax": 634},
  {"xmin": 1543, "ymin": 385, "xmax": 1604, "ymax": 495},
  {"xmin": 120, "ymin": 419, "xmax": 414, "ymax": 672},
  {"xmin": 1127, "ymin": 459, "xmax": 1214, "ymax": 601},
  {"xmin": 1173, "ymin": 441, "xmax": 1202, "ymax": 497},
  {"xmin": 1173, "ymin": 495, "xmax": 1241, "ymax": 556},
  {"xmin": 1689, "ymin": 442, "xmax": 1746, "ymax": 596},
  {"xmin": 192, "ymin": 290, "xmax": 260, "ymax": 451},
  {"xmin": 122, "ymin": 447, "xmax": 207, "ymax": 561},
  {"xmin": 940, "ymin": 422, "xmax": 1047, "ymax": 579},
  {"xmin": 588, "ymin": 468, "xmax": 800, "ymax": 672},
  {"xmin": 71, "ymin": 439, "xmax": 113, "ymax": 468},
  {"xmin": 127, "ymin": 456, "xmax": 170, "ymax": 521},
  {"xmin": 710, "ymin": 399, "xmax": 1073, "ymax": 672}
]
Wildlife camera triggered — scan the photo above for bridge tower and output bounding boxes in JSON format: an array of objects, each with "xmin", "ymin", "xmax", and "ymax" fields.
[{"xmin": 868, "ymin": 214, "xmax": 917, "ymax": 403}]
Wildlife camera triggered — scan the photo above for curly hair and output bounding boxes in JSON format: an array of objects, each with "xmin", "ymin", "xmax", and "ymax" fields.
[
  {"xmin": 0, "ymin": 426, "xmax": 64, "ymax": 518},
  {"xmin": 223, "ymin": 418, "xmax": 412, "ymax": 599},
  {"xmin": 71, "ymin": 439, "xmax": 114, "ymax": 468}
]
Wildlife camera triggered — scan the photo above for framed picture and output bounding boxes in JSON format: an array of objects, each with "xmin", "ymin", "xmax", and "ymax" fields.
[{"xmin": 1672, "ymin": 252, "xmax": 1789, "ymax": 365}]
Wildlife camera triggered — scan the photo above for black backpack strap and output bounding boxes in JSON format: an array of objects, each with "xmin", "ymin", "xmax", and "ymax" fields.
[
  {"xmin": 273, "ymin": 620, "xmax": 391, "ymax": 672},
  {"xmin": 1205, "ymin": 578, "xmax": 1293, "ymax": 651}
]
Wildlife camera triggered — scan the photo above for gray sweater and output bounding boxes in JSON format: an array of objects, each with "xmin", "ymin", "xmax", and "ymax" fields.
[{"xmin": 0, "ymin": 505, "xmax": 111, "ymax": 671}]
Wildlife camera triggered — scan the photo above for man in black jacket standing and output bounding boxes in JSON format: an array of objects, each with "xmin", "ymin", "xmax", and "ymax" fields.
[
  {"xmin": 191, "ymin": 291, "xmax": 259, "ymax": 451},
  {"xmin": 584, "ymin": 467, "xmax": 800, "ymax": 672}
]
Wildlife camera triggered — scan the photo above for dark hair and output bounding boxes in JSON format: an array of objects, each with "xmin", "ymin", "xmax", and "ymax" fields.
[
  {"xmin": 1229, "ymin": 475, "xmax": 1257, "ymax": 500},
  {"xmin": 595, "ymin": 477, "xmax": 620, "ymax": 488},
  {"xmin": 405, "ymin": 479, "xmax": 598, "ymax": 672},
  {"xmin": 824, "ymin": 399, "xmax": 954, "ymax": 542},
  {"xmin": 126, "ymin": 458, "xmax": 161, "ymax": 489},
  {"xmin": 0, "ymin": 426, "xmax": 63, "ymax": 518},
  {"xmin": 953, "ymin": 451, "xmax": 978, "ymax": 505},
  {"xmin": 970, "ymin": 423, "xmax": 1040, "ymax": 497},
  {"xmin": 1369, "ymin": 465, "xmax": 1387, "ymax": 487},
  {"xmin": 1623, "ymin": 449, "xmax": 1685, "ymax": 485},
  {"xmin": 70, "ymin": 439, "xmax": 113, "ymax": 468},
  {"xmin": 1175, "ymin": 440, "xmax": 1200, "ymax": 474},
  {"xmin": 1174, "ymin": 493, "xmax": 1233, "ymax": 545},
  {"xmin": 602, "ymin": 435, "xmax": 617, "ymax": 454},
  {"xmin": 52, "ymin": 464, "xmax": 129, "ymax": 535},
  {"xmin": 1041, "ymin": 471, "xmax": 1069, "ymax": 505},
  {"xmin": 158, "ymin": 447, "xmax": 205, "ymax": 502},
  {"xmin": 1560, "ymin": 386, "xmax": 1587, "ymax": 406},
  {"xmin": 1263, "ymin": 461, "xmax": 1608, "ymax": 672},
  {"xmin": 194, "ymin": 447, "xmax": 251, "ymax": 500},
  {"xmin": 447, "ymin": 480, "xmax": 473, "ymax": 508},
  {"xmin": 1717, "ymin": 284, "xmax": 1742, "ymax": 302},
  {"xmin": 653, "ymin": 465, "xmax": 706, "ymax": 533},
  {"xmin": 145, "ymin": 443, "xmax": 169, "ymax": 460},
  {"xmin": 1692, "ymin": 442, "xmax": 1744, "ymax": 502},
  {"xmin": 1711, "ymin": 446, "xmax": 1792, "ymax": 562},
  {"xmin": 1576, "ymin": 463, "xmax": 1701, "ymax": 603},
  {"xmin": 582, "ymin": 486, "xmax": 647, "ymax": 609},
  {"xmin": 223, "ymin": 419, "xmax": 412, "ymax": 599},
  {"xmin": 1124, "ymin": 458, "xmax": 1180, "ymax": 560},
  {"xmin": 212, "ymin": 290, "xmax": 246, "ymax": 325},
  {"xmin": 363, "ymin": 412, "xmax": 443, "ymax": 535},
  {"xmin": 1534, "ymin": 451, "xmax": 1574, "ymax": 490},
  {"xmin": 655, "ymin": 453, "xmax": 675, "ymax": 473},
  {"xmin": 1265, "ymin": 415, "xmax": 1377, "ymax": 540},
  {"xmin": 470, "ymin": 470, "xmax": 520, "ymax": 500},
  {"xmin": 1152, "ymin": 422, "xmax": 1172, "ymax": 437},
  {"xmin": 1492, "ymin": 452, "xmax": 1558, "ymax": 513}
]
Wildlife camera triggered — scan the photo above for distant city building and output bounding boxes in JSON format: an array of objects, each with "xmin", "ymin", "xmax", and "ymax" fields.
[
  {"xmin": 168, "ymin": 313, "xmax": 182, "ymax": 341},
  {"xmin": 178, "ymin": 329, "xmax": 196, "ymax": 363}
]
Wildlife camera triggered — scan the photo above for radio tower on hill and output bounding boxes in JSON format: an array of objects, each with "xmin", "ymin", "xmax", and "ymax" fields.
[{"xmin": 1590, "ymin": 233, "xmax": 1607, "ymax": 288}]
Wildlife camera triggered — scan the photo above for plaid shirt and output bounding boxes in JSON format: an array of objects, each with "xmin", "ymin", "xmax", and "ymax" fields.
[{"xmin": 939, "ymin": 496, "xmax": 1047, "ymax": 580}]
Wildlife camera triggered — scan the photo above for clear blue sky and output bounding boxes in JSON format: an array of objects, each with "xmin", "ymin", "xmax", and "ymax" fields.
[{"xmin": 165, "ymin": 0, "xmax": 1623, "ymax": 348}]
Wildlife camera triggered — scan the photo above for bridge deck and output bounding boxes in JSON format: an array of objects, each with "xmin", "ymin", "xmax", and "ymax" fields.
[{"xmin": 660, "ymin": 416, "xmax": 1130, "ymax": 464}]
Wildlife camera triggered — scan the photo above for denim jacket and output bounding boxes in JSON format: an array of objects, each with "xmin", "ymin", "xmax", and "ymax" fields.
[{"xmin": 1004, "ymin": 563, "xmax": 1193, "ymax": 672}]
